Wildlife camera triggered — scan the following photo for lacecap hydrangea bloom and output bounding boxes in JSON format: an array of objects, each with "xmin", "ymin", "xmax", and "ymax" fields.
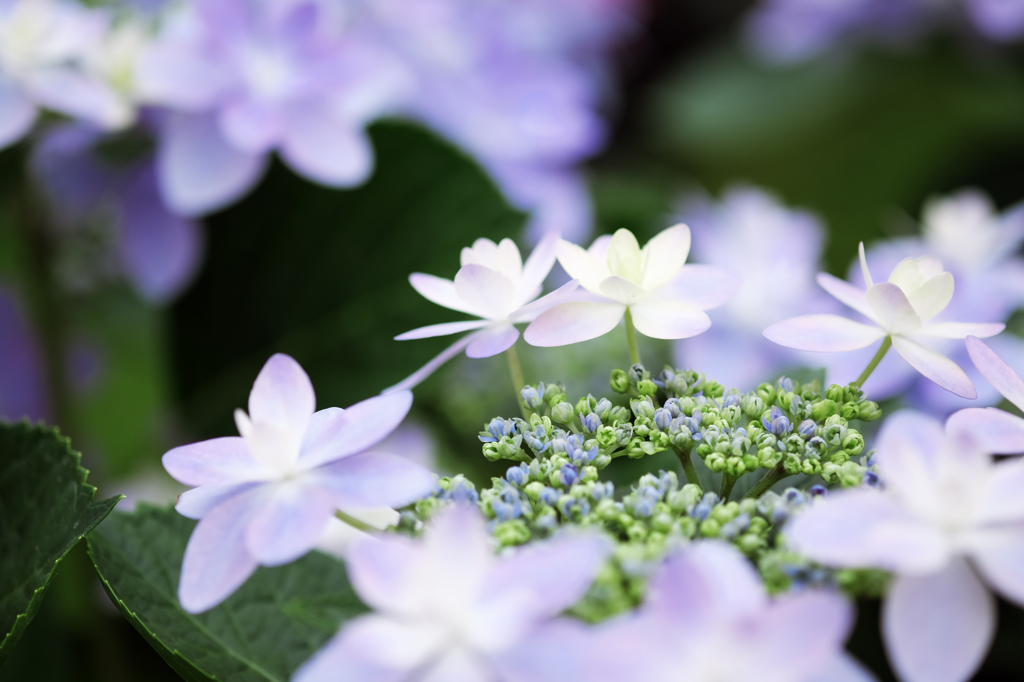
[
  {"xmin": 764, "ymin": 243, "xmax": 1003, "ymax": 398},
  {"xmin": 162, "ymin": 353, "xmax": 435, "ymax": 612},
  {"xmin": 525, "ymin": 225, "xmax": 737, "ymax": 347}
]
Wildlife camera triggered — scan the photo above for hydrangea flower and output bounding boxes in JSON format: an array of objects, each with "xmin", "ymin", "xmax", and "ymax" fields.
[
  {"xmin": 0, "ymin": 0, "xmax": 131, "ymax": 149},
  {"xmin": 389, "ymin": 234, "xmax": 578, "ymax": 391},
  {"xmin": 293, "ymin": 504, "xmax": 611, "ymax": 682},
  {"xmin": 136, "ymin": 0, "xmax": 407, "ymax": 216},
  {"xmin": 676, "ymin": 186, "xmax": 839, "ymax": 390},
  {"xmin": 787, "ymin": 410, "xmax": 1024, "ymax": 682},
  {"xmin": 954, "ymin": 335, "xmax": 1024, "ymax": 453},
  {"xmin": 763, "ymin": 243, "xmax": 1004, "ymax": 398},
  {"xmin": 524, "ymin": 225, "xmax": 737, "ymax": 346},
  {"xmin": 584, "ymin": 541, "xmax": 870, "ymax": 682},
  {"xmin": 162, "ymin": 353, "xmax": 436, "ymax": 613}
]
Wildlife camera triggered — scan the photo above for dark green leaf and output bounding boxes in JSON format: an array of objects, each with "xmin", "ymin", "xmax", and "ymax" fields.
[
  {"xmin": 87, "ymin": 504, "xmax": 366, "ymax": 682},
  {"xmin": 0, "ymin": 421, "xmax": 120, "ymax": 663}
]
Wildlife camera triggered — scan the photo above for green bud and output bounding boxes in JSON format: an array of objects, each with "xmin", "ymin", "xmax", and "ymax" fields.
[
  {"xmin": 631, "ymin": 396, "xmax": 656, "ymax": 419},
  {"xmin": 749, "ymin": 517, "xmax": 769, "ymax": 535},
  {"xmin": 811, "ymin": 399, "xmax": 837, "ymax": 421},
  {"xmin": 825, "ymin": 414, "xmax": 848, "ymax": 428},
  {"xmin": 703, "ymin": 381, "xmax": 725, "ymax": 399},
  {"xmin": 707, "ymin": 454, "xmax": 727, "ymax": 473},
  {"xmin": 493, "ymin": 520, "xmax": 531, "ymax": 546},
  {"xmin": 650, "ymin": 431, "xmax": 672, "ymax": 451},
  {"xmin": 482, "ymin": 443, "xmax": 503, "ymax": 462},
  {"xmin": 524, "ymin": 481, "xmax": 545, "ymax": 502},
  {"xmin": 637, "ymin": 379, "xmax": 658, "ymax": 396},
  {"xmin": 777, "ymin": 391, "xmax": 794, "ymax": 411},
  {"xmin": 830, "ymin": 450, "xmax": 850, "ymax": 465},
  {"xmin": 784, "ymin": 434, "xmax": 804, "ymax": 453},
  {"xmin": 757, "ymin": 382, "xmax": 777, "ymax": 404},
  {"xmin": 582, "ymin": 466, "xmax": 599, "ymax": 483},
  {"xmin": 696, "ymin": 443, "xmax": 714, "ymax": 458},
  {"xmin": 710, "ymin": 503, "xmax": 739, "ymax": 524},
  {"xmin": 596, "ymin": 426, "xmax": 618, "ymax": 449},
  {"xmin": 841, "ymin": 431, "xmax": 865, "ymax": 455},
  {"xmin": 737, "ymin": 533, "xmax": 765, "ymax": 555},
  {"xmin": 738, "ymin": 498, "xmax": 757, "ymax": 516},
  {"xmin": 721, "ymin": 405, "xmax": 742, "ymax": 425},
  {"xmin": 700, "ymin": 518, "xmax": 721, "ymax": 538},
  {"xmin": 575, "ymin": 395, "xmax": 596, "ymax": 416},
  {"xmin": 825, "ymin": 384, "xmax": 845, "ymax": 403},
  {"xmin": 550, "ymin": 401, "xmax": 575, "ymax": 424},
  {"xmin": 839, "ymin": 461, "xmax": 866, "ymax": 488},
  {"xmin": 801, "ymin": 459, "xmax": 822, "ymax": 476},
  {"xmin": 758, "ymin": 447, "xmax": 781, "ymax": 468},
  {"xmin": 743, "ymin": 395, "xmax": 765, "ymax": 417},
  {"xmin": 725, "ymin": 457, "xmax": 746, "ymax": 477},
  {"xmin": 840, "ymin": 402, "xmax": 860, "ymax": 420},
  {"xmin": 742, "ymin": 453, "xmax": 760, "ymax": 472},
  {"xmin": 652, "ymin": 513, "xmax": 674, "ymax": 533},
  {"xmin": 783, "ymin": 453, "xmax": 802, "ymax": 475},
  {"xmin": 594, "ymin": 454, "xmax": 612, "ymax": 469},
  {"xmin": 858, "ymin": 401, "xmax": 882, "ymax": 421},
  {"xmin": 677, "ymin": 516, "xmax": 698, "ymax": 539},
  {"xmin": 609, "ymin": 406, "xmax": 631, "ymax": 425},
  {"xmin": 627, "ymin": 523, "xmax": 648, "ymax": 542},
  {"xmin": 626, "ymin": 438, "xmax": 648, "ymax": 459},
  {"xmin": 610, "ymin": 369, "xmax": 630, "ymax": 393},
  {"xmin": 545, "ymin": 389, "xmax": 567, "ymax": 407},
  {"xmin": 597, "ymin": 499, "xmax": 619, "ymax": 521}
]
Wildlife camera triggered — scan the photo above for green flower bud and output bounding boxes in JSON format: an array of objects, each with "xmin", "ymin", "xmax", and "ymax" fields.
[
  {"xmin": 707, "ymin": 453, "xmax": 727, "ymax": 473},
  {"xmin": 545, "ymin": 389, "xmax": 567, "ymax": 407},
  {"xmin": 710, "ymin": 503, "xmax": 739, "ymax": 524},
  {"xmin": 784, "ymin": 434, "xmax": 804, "ymax": 453},
  {"xmin": 637, "ymin": 379, "xmax": 659, "ymax": 396},
  {"xmin": 596, "ymin": 426, "xmax": 618, "ymax": 449},
  {"xmin": 738, "ymin": 498, "xmax": 757, "ymax": 516},
  {"xmin": 483, "ymin": 443, "xmax": 503, "ymax": 462},
  {"xmin": 758, "ymin": 447, "xmax": 781, "ymax": 468},
  {"xmin": 627, "ymin": 523, "xmax": 648, "ymax": 542},
  {"xmin": 678, "ymin": 516, "xmax": 698, "ymax": 538},
  {"xmin": 801, "ymin": 459, "xmax": 822, "ymax": 476},
  {"xmin": 610, "ymin": 369, "xmax": 630, "ymax": 393},
  {"xmin": 743, "ymin": 395, "xmax": 765, "ymax": 417},
  {"xmin": 609, "ymin": 406, "xmax": 631, "ymax": 425},
  {"xmin": 626, "ymin": 439, "xmax": 648, "ymax": 459},
  {"xmin": 493, "ymin": 520, "xmax": 531, "ymax": 546},
  {"xmin": 839, "ymin": 461, "xmax": 866, "ymax": 488},
  {"xmin": 840, "ymin": 402, "xmax": 860, "ymax": 420},
  {"xmin": 777, "ymin": 391, "xmax": 794, "ymax": 411},
  {"xmin": 582, "ymin": 466, "xmax": 599, "ymax": 483},
  {"xmin": 652, "ymin": 513, "xmax": 674, "ymax": 533},
  {"xmin": 830, "ymin": 450, "xmax": 850, "ymax": 465},
  {"xmin": 649, "ymin": 431, "xmax": 672, "ymax": 451},
  {"xmin": 811, "ymin": 399, "xmax": 837, "ymax": 421},
  {"xmin": 783, "ymin": 453, "xmax": 802, "ymax": 475},
  {"xmin": 841, "ymin": 431, "xmax": 865, "ymax": 455},
  {"xmin": 825, "ymin": 414, "xmax": 847, "ymax": 428},
  {"xmin": 631, "ymin": 396, "xmax": 656, "ymax": 419},
  {"xmin": 596, "ymin": 499, "xmax": 619, "ymax": 520},
  {"xmin": 700, "ymin": 518, "xmax": 721, "ymax": 538},
  {"xmin": 749, "ymin": 517, "xmax": 769, "ymax": 535},
  {"xmin": 757, "ymin": 382, "xmax": 777, "ymax": 404},
  {"xmin": 524, "ymin": 481, "xmax": 545, "ymax": 502},
  {"xmin": 594, "ymin": 454, "xmax": 612, "ymax": 469},
  {"xmin": 843, "ymin": 384, "xmax": 865, "ymax": 403},
  {"xmin": 737, "ymin": 533, "xmax": 765, "ymax": 555},
  {"xmin": 857, "ymin": 401, "xmax": 882, "ymax": 421},
  {"xmin": 725, "ymin": 457, "xmax": 746, "ymax": 477},
  {"xmin": 826, "ymin": 384, "xmax": 845, "ymax": 403},
  {"xmin": 551, "ymin": 401, "xmax": 575, "ymax": 424},
  {"xmin": 576, "ymin": 395, "xmax": 596, "ymax": 416},
  {"xmin": 721, "ymin": 405, "xmax": 742, "ymax": 425},
  {"xmin": 696, "ymin": 443, "xmax": 714, "ymax": 458},
  {"xmin": 741, "ymin": 453, "xmax": 760, "ymax": 472}
]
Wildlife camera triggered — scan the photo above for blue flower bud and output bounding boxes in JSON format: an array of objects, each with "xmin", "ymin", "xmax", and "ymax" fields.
[
  {"xmin": 581, "ymin": 412, "xmax": 602, "ymax": 433},
  {"xmin": 777, "ymin": 376, "xmax": 795, "ymax": 393},
  {"xmin": 692, "ymin": 502, "xmax": 711, "ymax": 521},
  {"xmin": 809, "ymin": 484, "xmax": 827, "ymax": 497},
  {"xmin": 506, "ymin": 465, "xmax": 527, "ymax": 487},
  {"xmin": 798, "ymin": 420, "xmax": 817, "ymax": 438},
  {"xmin": 722, "ymin": 393, "xmax": 741, "ymax": 408},
  {"xmin": 594, "ymin": 398, "xmax": 613, "ymax": 420},
  {"xmin": 521, "ymin": 386, "xmax": 543, "ymax": 409},
  {"xmin": 559, "ymin": 464, "xmax": 578, "ymax": 487},
  {"xmin": 540, "ymin": 486, "xmax": 560, "ymax": 505},
  {"xmin": 654, "ymin": 408, "xmax": 673, "ymax": 431},
  {"xmin": 864, "ymin": 471, "xmax": 880, "ymax": 487}
]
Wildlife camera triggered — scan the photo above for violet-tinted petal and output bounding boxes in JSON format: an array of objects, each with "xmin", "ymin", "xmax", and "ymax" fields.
[
  {"xmin": 163, "ymin": 436, "xmax": 270, "ymax": 486},
  {"xmin": 598, "ymin": 275, "xmax": 646, "ymax": 305},
  {"xmin": 874, "ymin": 410, "xmax": 946, "ymax": 502},
  {"xmin": 280, "ymin": 105, "xmax": 374, "ymax": 187},
  {"xmin": 641, "ymin": 224, "xmax": 691, "ymax": 291},
  {"xmin": 25, "ymin": 69, "xmax": 130, "ymax": 130},
  {"xmin": 509, "ymin": 279, "xmax": 581, "ymax": 323},
  {"xmin": 497, "ymin": 620, "xmax": 593, "ymax": 682},
  {"xmin": 891, "ymin": 335, "xmax": 977, "ymax": 399},
  {"xmin": 219, "ymin": 99, "xmax": 282, "ymax": 154},
  {"xmin": 966, "ymin": 334, "xmax": 1024, "ymax": 411},
  {"xmin": 175, "ymin": 482, "xmax": 259, "ymax": 520},
  {"xmin": 299, "ymin": 391, "xmax": 414, "ymax": 468},
  {"xmin": 454, "ymin": 264, "xmax": 517, "ymax": 319},
  {"xmin": 805, "ymin": 654, "xmax": 879, "ymax": 682},
  {"xmin": 157, "ymin": 112, "xmax": 268, "ymax": 217},
  {"xmin": 394, "ymin": 319, "xmax": 489, "ymax": 341},
  {"xmin": 647, "ymin": 541, "xmax": 765, "ymax": 622},
  {"xmin": 654, "ymin": 264, "xmax": 740, "ymax": 311},
  {"xmin": 248, "ymin": 353, "xmax": 315, "ymax": 438},
  {"xmin": 345, "ymin": 534, "xmax": 421, "ymax": 613},
  {"xmin": 967, "ymin": 0, "xmax": 1024, "ymax": 41},
  {"xmin": 313, "ymin": 451, "xmax": 435, "ymax": 509},
  {"xmin": 946, "ymin": 407, "xmax": 1024, "ymax": 456},
  {"xmin": 466, "ymin": 324, "xmax": 519, "ymax": 358},
  {"xmin": 383, "ymin": 332, "xmax": 478, "ymax": 393},
  {"xmin": 750, "ymin": 591, "xmax": 854, "ymax": 681},
  {"xmin": 136, "ymin": 42, "xmax": 233, "ymax": 109},
  {"xmin": 409, "ymin": 272, "xmax": 477, "ymax": 315},
  {"xmin": 420, "ymin": 649, "xmax": 490, "ymax": 682},
  {"xmin": 977, "ymin": 459, "xmax": 1024, "ymax": 524},
  {"xmin": 523, "ymin": 301, "xmax": 626, "ymax": 347},
  {"xmin": 969, "ymin": 528, "xmax": 1024, "ymax": 606},
  {"xmin": 786, "ymin": 488, "xmax": 950, "ymax": 574},
  {"xmin": 762, "ymin": 315, "xmax": 885, "ymax": 352},
  {"xmin": 244, "ymin": 479, "xmax": 335, "ymax": 566},
  {"xmin": 629, "ymin": 299, "xmax": 711, "ymax": 340},
  {"xmin": 556, "ymin": 239, "xmax": 609, "ymax": 293},
  {"xmin": 867, "ymin": 282, "xmax": 921, "ymax": 334},
  {"xmin": 294, "ymin": 616, "xmax": 441, "ymax": 681},
  {"xmin": 0, "ymin": 78, "xmax": 35, "ymax": 150},
  {"xmin": 816, "ymin": 272, "xmax": 877, "ymax": 322},
  {"xmin": 519, "ymin": 231, "xmax": 559, "ymax": 299},
  {"xmin": 178, "ymin": 486, "xmax": 264, "ymax": 613},
  {"xmin": 912, "ymin": 322, "xmax": 1004, "ymax": 339},
  {"xmin": 883, "ymin": 559, "xmax": 994, "ymax": 682}
]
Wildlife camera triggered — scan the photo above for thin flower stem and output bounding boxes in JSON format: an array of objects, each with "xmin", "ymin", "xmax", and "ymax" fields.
[
  {"xmin": 674, "ymin": 446, "xmax": 701, "ymax": 491},
  {"xmin": 855, "ymin": 336, "xmax": 892, "ymax": 387},
  {"xmin": 506, "ymin": 344, "xmax": 532, "ymax": 419},
  {"xmin": 624, "ymin": 307, "xmax": 641, "ymax": 366},
  {"xmin": 719, "ymin": 473, "xmax": 737, "ymax": 501},
  {"xmin": 744, "ymin": 464, "xmax": 790, "ymax": 500},
  {"xmin": 336, "ymin": 510, "xmax": 379, "ymax": 533}
]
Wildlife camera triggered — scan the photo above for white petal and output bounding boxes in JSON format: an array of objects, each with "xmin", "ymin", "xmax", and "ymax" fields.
[
  {"xmin": 421, "ymin": 649, "xmax": 492, "ymax": 682},
  {"xmin": 520, "ymin": 231, "xmax": 559, "ymax": 300},
  {"xmin": 345, "ymin": 534, "xmax": 422, "ymax": 613},
  {"xmin": 786, "ymin": 488, "xmax": 950, "ymax": 574},
  {"xmin": 762, "ymin": 315, "xmax": 885, "ymax": 352},
  {"xmin": 555, "ymin": 239, "xmax": 608, "ymax": 293},
  {"xmin": 640, "ymin": 223, "xmax": 691, "ymax": 291},
  {"xmin": 628, "ymin": 299, "xmax": 711, "ymax": 340},
  {"xmin": 607, "ymin": 229, "xmax": 643, "ymax": 283},
  {"xmin": 912, "ymin": 322, "xmax": 1004, "ymax": 339},
  {"xmin": 906, "ymin": 272, "xmax": 954, "ymax": 321},
  {"xmin": 523, "ymin": 302, "xmax": 626, "ymax": 347},
  {"xmin": 244, "ymin": 479, "xmax": 335, "ymax": 566},
  {"xmin": 598, "ymin": 275, "xmax": 646, "ymax": 304},
  {"xmin": 969, "ymin": 527, "xmax": 1024, "ymax": 606},
  {"xmin": 454, "ymin": 264, "xmax": 516, "ymax": 319},
  {"xmin": 292, "ymin": 617, "xmax": 427, "ymax": 682},
  {"xmin": 874, "ymin": 410, "xmax": 945, "ymax": 505},
  {"xmin": 395, "ymin": 320, "xmax": 488, "ymax": 341},
  {"xmin": 509, "ymin": 280, "xmax": 581, "ymax": 323},
  {"xmin": 975, "ymin": 459, "xmax": 1024, "ymax": 524},
  {"xmin": 946, "ymin": 408, "xmax": 1024, "ymax": 456},
  {"xmin": 652, "ymin": 263, "xmax": 739, "ymax": 310},
  {"xmin": 383, "ymin": 332, "xmax": 477, "ymax": 393},
  {"xmin": 883, "ymin": 559, "xmax": 994, "ymax": 682},
  {"xmin": 866, "ymin": 282, "xmax": 921, "ymax": 334},
  {"xmin": 967, "ymin": 334, "xmax": 1024, "ymax": 411},
  {"xmin": 466, "ymin": 325, "xmax": 519, "ymax": 358},
  {"xmin": 409, "ymin": 273, "xmax": 477, "ymax": 315},
  {"xmin": 891, "ymin": 335, "xmax": 977, "ymax": 399},
  {"xmin": 859, "ymin": 241, "xmax": 874, "ymax": 287},
  {"xmin": 495, "ymin": 238, "xmax": 523, "ymax": 283},
  {"xmin": 280, "ymin": 107, "xmax": 373, "ymax": 187},
  {"xmin": 816, "ymin": 272, "xmax": 878, "ymax": 322},
  {"xmin": 248, "ymin": 353, "xmax": 315, "ymax": 440}
]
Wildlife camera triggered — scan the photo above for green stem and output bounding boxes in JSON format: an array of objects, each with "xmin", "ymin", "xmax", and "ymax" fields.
[
  {"xmin": 674, "ymin": 446, "xmax": 701, "ymax": 490},
  {"xmin": 744, "ymin": 465, "xmax": 790, "ymax": 500},
  {"xmin": 506, "ymin": 344, "xmax": 532, "ymax": 419},
  {"xmin": 336, "ymin": 510, "xmax": 379, "ymax": 533},
  {"xmin": 855, "ymin": 336, "xmax": 892, "ymax": 387},
  {"xmin": 719, "ymin": 473, "xmax": 737, "ymax": 501},
  {"xmin": 624, "ymin": 307, "xmax": 641, "ymax": 366}
]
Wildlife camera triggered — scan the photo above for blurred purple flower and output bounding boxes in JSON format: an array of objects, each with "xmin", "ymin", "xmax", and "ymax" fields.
[
  {"xmin": 136, "ymin": 0, "xmax": 408, "ymax": 216},
  {"xmin": 676, "ymin": 186, "xmax": 840, "ymax": 390},
  {"xmin": 31, "ymin": 121, "xmax": 203, "ymax": 303},
  {"xmin": 293, "ymin": 504, "xmax": 610, "ymax": 682},
  {"xmin": 163, "ymin": 354, "xmax": 436, "ymax": 613},
  {"xmin": 0, "ymin": 287, "xmax": 48, "ymax": 422}
]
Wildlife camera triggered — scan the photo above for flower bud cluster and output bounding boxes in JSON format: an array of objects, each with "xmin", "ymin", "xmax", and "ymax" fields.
[{"xmin": 759, "ymin": 549, "xmax": 890, "ymax": 599}]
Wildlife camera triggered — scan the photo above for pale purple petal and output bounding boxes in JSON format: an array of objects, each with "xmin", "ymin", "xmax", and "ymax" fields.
[
  {"xmin": 299, "ymin": 391, "xmax": 414, "ymax": 467},
  {"xmin": 383, "ymin": 332, "xmax": 478, "ymax": 393},
  {"xmin": 409, "ymin": 273, "xmax": 477, "ymax": 315},
  {"xmin": 966, "ymin": 0, "xmax": 1024, "ymax": 42},
  {"xmin": 244, "ymin": 479, "xmax": 335, "ymax": 566},
  {"xmin": 280, "ymin": 105, "xmax": 374, "ymax": 187},
  {"xmin": 912, "ymin": 322, "xmax": 1004, "ymax": 339},
  {"xmin": 345, "ymin": 534, "xmax": 421, "ymax": 613},
  {"xmin": 969, "ymin": 528, "xmax": 1024, "ymax": 606},
  {"xmin": 178, "ymin": 486, "xmax": 265, "ymax": 613},
  {"xmin": 967, "ymin": 334, "xmax": 1024, "ymax": 411},
  {"xmin": 653, "ymin": 264, "xmax": 740, "ymax": 311},
  {"xmin": 454, "ymin": 264, "xmax": 516, "ymax": 318},
  {"xmin": 509, "ymin": 279, "xmax": 581, "ymax": 323},
  {"xmin": 523, "ymin": 301, "xmax": 626, "ymax": 346},
  {"xmin": 805, "ymin": 654, "xmax": 879, "ymax": 682},
  {"xmin": 891, "ymin": 335, "xmax": 977, "ymax": 399},
  {"xmin": 248, "ymin": 353, "xmax": 316, "ymax": 438},
  {"xmin": 218, "ymin": 99, "xmax": 282, "ymax": 154},
  {"xmin": 883, "ymin": 559, "xmax": 994, "ymax": 682},
  {"xmin": 157, "ymin": 112, "xmax": 268, "ymax": 217},
  {"xmin": 24, "ymin": 69, "xmax": 129, "ymax": 130},
  {"xmin": 162, "ymin": 436, "xmax": 271, "ymax": 486},
  {"xmin": 314, "ymin": 451, "xmax": 435, "ymax": 509},
  {"xmin": 136, "ymin": 41, "xmax": 233, "ymax": 109},
  {"xmin": 647, "ymin": 541, "xmax": 765, "ymax": 621},
  {"xmin": 466, "ymin": 324, "xmax": 519, "ymax": 358},
  {"xmin": 976, "ymin": 460, "xmax": 1024, "ymax": 523},
  {"xmin": 598, "ymin": 275, "xmax": 646, "ymax": 304},
  {"xmin": 866, "ymin": 282, "xmax": 920, "ymax": 334},
  {"xmin": 420, "ymin": 649, "xmax": 490, "ymax": 682},
  {"xmin": 873, "ymin": 410, "xmax": 946, "ymax": 501},
  {"xmin": 395, "ymin": 320, "xmax": 489, "ymax": 341},
  {"xmin": 293, "ymin": 616, "xmax": 439, "ymax": 682},
  {"xmin": 0, "ymin": 78, "xmax": 35, "ymax": 150},
  {"xmin": 762, "ymin": 315, "xmax": 885, "ymax": 352},
  {"xmin": 497, "ymin": 620, "xmax": 593, "ymax": 682},
  {"xmin": 785, "ymin": 489, "xmax": 950, "ymax": 573},
  {"xmin": 629, "ymin": 299, "xmax": 711, "ymax": 340},
  {"xmin": 748, "ymin": 591, "xmax": 854, "ymax": 682},
  {"xmin": 175, "ymin": 483, "xmax": 259, "ymax": 520},
  {"xmin": 519, "ymin": 230, "xmax": 559, "ymax": 298},
  {"xmin": 640, "ymin": 224, "xmax": 690, "ymax": 291},
  {"xmin": 816, "ymin": 272, "xmax": 877, "ymax": 322},
  {"xmin": 945, "ymin": 407, "xmax": 1024, "ymax": 456}
]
